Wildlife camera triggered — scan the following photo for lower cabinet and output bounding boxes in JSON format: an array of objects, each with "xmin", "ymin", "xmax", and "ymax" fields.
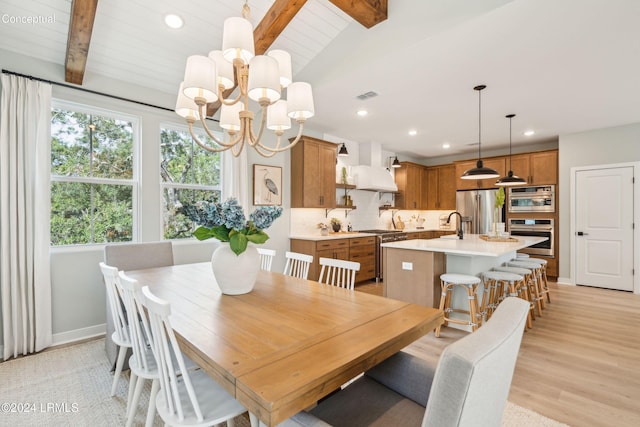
[{"xmin": 290, "ymin": 237, "xmax": 376, "ymax": 283}]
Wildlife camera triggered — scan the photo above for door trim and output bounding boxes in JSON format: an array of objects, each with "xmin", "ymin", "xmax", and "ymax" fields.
[{"xmin": 570, "ymin": 162, "xmax": 640, "ymax": 294}]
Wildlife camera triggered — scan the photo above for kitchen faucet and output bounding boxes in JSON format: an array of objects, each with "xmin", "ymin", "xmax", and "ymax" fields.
[{"xmin": 447, "ymin": 211, "xmax": 464, "ymax": 240}]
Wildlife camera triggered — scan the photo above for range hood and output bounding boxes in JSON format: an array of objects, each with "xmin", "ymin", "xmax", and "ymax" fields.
[{"xmin": 352, "ymin": 165, "xmax": 398, "ymax": 192}]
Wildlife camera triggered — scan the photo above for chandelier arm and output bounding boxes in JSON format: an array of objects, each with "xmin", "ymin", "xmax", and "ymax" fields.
[
  {"xmin": 188, "ymin": 121, "xmax": 232, "ymax": 153},
  {"xmin": 248, "ymin": 104, "xmax": 269, "ymax": 147},
  {"xmin": 219, "ymin": 93, "xmax": 243, "ymax": 106},
  {"xmin": 195, "ymin": 105, "xmax": 237, "ymax": 148},
  {"xmin": 252, "ymin": 143, "xmax": 278, "ymax": 158},
  {"xmin": 255, "ymin": 121, "xmax": 306, "ymax": 153}
]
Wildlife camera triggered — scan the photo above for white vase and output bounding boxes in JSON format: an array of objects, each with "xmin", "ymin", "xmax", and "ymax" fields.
[{"xmin": 210, "ymin": 243, "xmax": 260, "ymax": 295}]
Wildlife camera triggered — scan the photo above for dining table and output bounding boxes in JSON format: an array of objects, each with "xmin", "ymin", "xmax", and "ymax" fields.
[{"xmin": 125, "ymin": 262, "xmax": 443, "ymax": 426}]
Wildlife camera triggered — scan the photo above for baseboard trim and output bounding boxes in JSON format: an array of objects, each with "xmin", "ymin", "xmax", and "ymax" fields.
[
  {"xmin": 557, "ymin": 276, "xmax": 573, "ymax": 285},
  {"xmin": 52, "ymin": 323, "xmax": 106, "ymax": 347}
]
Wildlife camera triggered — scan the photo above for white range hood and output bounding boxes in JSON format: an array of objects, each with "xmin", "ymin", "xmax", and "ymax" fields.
[{"xmin": 352, "ymin": 165, "xmax": 398, "ymax": 192}]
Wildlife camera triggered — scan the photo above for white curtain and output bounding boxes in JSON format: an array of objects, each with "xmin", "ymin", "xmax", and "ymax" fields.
[
  {"xmin": 222, "ymin": 147, "xmax": 249, "ymax": 213},
  {"xmin": 0, "ymin": 74, "xmax": 53, "ymax": 360}
]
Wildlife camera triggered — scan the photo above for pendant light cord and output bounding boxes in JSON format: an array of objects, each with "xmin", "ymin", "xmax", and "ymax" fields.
[
  {"xmin": 508, "ymin": 115, "xmax": 512, "ymax": 170},
  {"xmin": 478, "ymin": 88, "xmax": 482, "ymax": 161}
]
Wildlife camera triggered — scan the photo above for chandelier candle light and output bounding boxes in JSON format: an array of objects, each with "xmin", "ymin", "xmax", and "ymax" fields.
[{"xmin": 175, "ymin": 3, "xmax": 314, "ymax": 158}]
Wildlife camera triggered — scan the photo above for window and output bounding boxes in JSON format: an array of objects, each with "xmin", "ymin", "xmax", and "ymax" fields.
[
  {"xmin": 160, "ymin": 125, "xmax": 222, "ymax": 239},
  {"xmin": 50, "ymin": 103, "xmax": 137, "ymax": 246}
]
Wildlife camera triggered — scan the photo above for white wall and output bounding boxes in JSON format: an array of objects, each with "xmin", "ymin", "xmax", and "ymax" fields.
[
  {"xmin": 558, "ymin": 122, "xmax": 640, "ymax": 282},
  {"xmin": 0, "ymin": 48, "xmax": 298, "ymax": 345}
]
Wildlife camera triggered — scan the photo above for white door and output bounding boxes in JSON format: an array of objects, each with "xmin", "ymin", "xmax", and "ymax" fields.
[{"xmin": 575, "ymin": 166, "xmax": 634, "ymax": 290}]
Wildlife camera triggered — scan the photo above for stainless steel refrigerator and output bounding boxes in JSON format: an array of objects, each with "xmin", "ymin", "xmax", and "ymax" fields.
[{"xmin": 456, "ymin": 189, "xmax": 504, "ymax": 235}]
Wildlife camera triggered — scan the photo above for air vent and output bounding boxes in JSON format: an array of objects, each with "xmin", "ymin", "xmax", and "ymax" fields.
[{"xmin": 356, "ymin": 91, "xmax": 378, "ymax": 100}]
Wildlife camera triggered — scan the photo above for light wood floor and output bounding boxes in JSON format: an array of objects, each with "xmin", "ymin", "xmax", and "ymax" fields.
[{"xmin": 355, "ymin": 280, "xmax": 640, "ymax": 427}]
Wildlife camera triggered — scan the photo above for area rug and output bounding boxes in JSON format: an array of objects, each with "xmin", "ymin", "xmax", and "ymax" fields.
[{"xmin": 0, "ymin": 339, "xmax": 570, "ymax": 426}]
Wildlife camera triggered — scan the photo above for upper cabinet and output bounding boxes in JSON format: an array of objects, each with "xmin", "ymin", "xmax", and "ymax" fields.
[
  {"xmin": 395, "ymin": 162, "xmax": 425, "ymax": 210},
  {"xmin": 455, "ymin": 157, "xmax": 506, "ymax": 190},
  {"xmin": 425, "ymin": 164, "xmax": 456, "ymax": 210},
  {"xmin": 291, "ymin": 136, "xmax": 337, "ymax": 208},
  {"xmin": 509, "ymin": 150, "xmax": 558, "ymax": 185}
]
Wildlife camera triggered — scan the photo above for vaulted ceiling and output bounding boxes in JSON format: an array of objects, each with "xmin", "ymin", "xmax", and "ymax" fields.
[{"xmin": 2, "ymin": 0, "xmax": 640, "ymax": 159}]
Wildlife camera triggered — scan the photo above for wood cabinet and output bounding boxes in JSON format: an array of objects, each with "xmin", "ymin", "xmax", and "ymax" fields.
[
  {"xmin": 455, "ymin": 157, "xmax": 506, "ymax": 190},
  {"xmin": 395, "ymin": 162, "xmax": 425, "ymax": 209},
  {"xmin": 291, "ymin": 136, "xmax": 336, "ymax": 208},
  {"xmin": 425, "ymin": 164, "xmax": 456, "ymax": 210},
  {"xmin": 290, "ymin": 236, "xmax": 376, "ymax": 283},
  {"xmin": 509, "ymin": 150, "xmax": 558, "ymax": 185}
]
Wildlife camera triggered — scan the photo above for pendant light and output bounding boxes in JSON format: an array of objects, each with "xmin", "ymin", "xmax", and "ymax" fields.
[
  {"xmin": 391, "ymin": 156, "xmax": 401, "ymax": 168},
  {"xmin": 496, "ymin": 114, "xmax": 527, "ymax": 186},
  {"xmin": 461, "ymin": 85, "xmax": 500, "ymax": 180},
  {"xmin": 338, "ymin": 143, "xmax": 349, "ymax": 156}
]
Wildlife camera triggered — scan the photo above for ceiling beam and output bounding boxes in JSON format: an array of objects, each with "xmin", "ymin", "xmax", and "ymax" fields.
[
  {"xmin": 329, "ymin": 0, "xmax": 388, "ymax": 28},
  {"xmin": 208, "ymin": 0, "xmax": 308, "ymax": 117},
  {"xmin": 65, "ymin": 0, "xmax": 99, "ymax": 85}
]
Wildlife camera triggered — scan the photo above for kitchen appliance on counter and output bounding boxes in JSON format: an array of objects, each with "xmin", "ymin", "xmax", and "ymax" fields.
[
  {"xmin": 509, "ymin": 218, "xmax": 554, "ymax": 257},
  {"xmin": 508, "ymin": 185, "xmax": 555, "ymax": 212},
  {"xmin": 456, "ymin": 189, "xmax": 505, "ymax": 235},
  {"xmin": 357, "ymin": 229, "xmax": 408, "ymax": 281}
]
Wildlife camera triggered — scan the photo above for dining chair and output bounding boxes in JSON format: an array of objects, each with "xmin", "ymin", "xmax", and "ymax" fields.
[
  {"xmin": 257, "ymin": 247, "xmax": 276, "ymax": 271},
  {"xmin": 299, "ymin": 297, "xmax": 530, "ymax": 427},
  {"xmin": 140, "ymin": 285, "xmax": 248, "ymax": 427},
  {"xmin": 117, "ymin": 271, "xmax": 160, "ymax": 427},
  {"xmin": 283, "ymin": 251, "xmax": 313, "ymax": 280},
  {"xmin": 99, "ymin": 262, "xmax": 132, "ymax": 397},
  {"xmin": 318, "ymin": 257, "xmax": 360, "ymax": 290},
  {"xmin": 103, "ymin": 242, "xmax": 174, "ymax": 370}
]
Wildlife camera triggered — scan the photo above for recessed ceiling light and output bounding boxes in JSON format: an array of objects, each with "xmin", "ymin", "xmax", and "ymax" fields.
[
  {"xmin": 442, "ymin": 143, "xmax": 450, "ymax": 149},
  {"xmin": 524, "ymin": 130, "xmax": 535, "ymax": 136},
  {"xmin": 408, "ymin": 129, "xmax": 417, "ymax": 136},
  {"xmin": 165, "ymin": 14, "xmax": 183, "ymax": 29},
  {"xmin": 357, "ymin": 109, "xmax": 368, "ymax": 117}
]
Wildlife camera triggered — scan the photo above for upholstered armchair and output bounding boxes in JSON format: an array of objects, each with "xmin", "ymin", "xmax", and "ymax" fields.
[{"xmin": 282, "ymin": 297, "xmax": 529, "ymax": 427}]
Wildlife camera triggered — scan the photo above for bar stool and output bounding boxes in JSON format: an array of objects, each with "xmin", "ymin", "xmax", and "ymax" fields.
[
  {"xmin": 508, "ymin": 260, "xmax": 545, "ymax": 314},
  {"xmin": 481, "ymin": 271, "xmax": 531, "ymax": 329},
  {"xmin": 435, "ymin": 274, "xmax": 482, "ymax": 337},
  {"xmin": 493, "ymin": 266, "xmax": 537, "ymax": 324},
  {"xmin": 527, "ymin": 257, "xmax": 551, "ymax": 303},
  {"xmin": 516, "ymin": 252, "xmax": 530, "ymax": 259}
]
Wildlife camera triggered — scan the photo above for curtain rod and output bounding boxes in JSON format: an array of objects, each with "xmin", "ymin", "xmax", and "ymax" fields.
[{"xmin": 1, "ymin": 69, "xmax": 218, "ymax": 122}]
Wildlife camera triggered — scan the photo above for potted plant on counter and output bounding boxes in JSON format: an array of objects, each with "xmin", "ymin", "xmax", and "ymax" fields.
[
  {"xmin": 330, "ymin": 217, "xmax": 342, "ymax": 232},
  {"xmin": 494, "ymin": 187, "xmax": 505, "ymax": 237}
]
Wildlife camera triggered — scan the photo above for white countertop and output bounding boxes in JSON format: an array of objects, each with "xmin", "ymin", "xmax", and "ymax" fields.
[{"xmin": 381, "ymin": 234, "xmax": 547, "ymax": 257}]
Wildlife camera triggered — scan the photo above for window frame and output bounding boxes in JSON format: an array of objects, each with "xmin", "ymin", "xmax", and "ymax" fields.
[
  {"xmin": 50, "ymin": 99, "xmax": 141, "ymax": 247},
  {"xmin": 159, "ymin": 122, "xmax": 224, "ymax": 240}
]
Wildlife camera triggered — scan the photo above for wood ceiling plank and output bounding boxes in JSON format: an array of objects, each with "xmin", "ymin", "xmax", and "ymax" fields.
[
  {"xmin": 65, "ymin": 0, "xmax": 98, "ymax": 85},
  {"xmin": 329, "ymin": 0, "xmax": 388, "ymax": 28}
]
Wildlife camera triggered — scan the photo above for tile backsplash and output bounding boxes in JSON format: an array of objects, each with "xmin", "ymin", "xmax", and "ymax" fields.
[{"xmin": 290, "ymin": 189, "xmax": 456, "ymax": 235}]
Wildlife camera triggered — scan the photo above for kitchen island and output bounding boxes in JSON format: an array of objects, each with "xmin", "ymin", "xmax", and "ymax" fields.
[{"xmin": 381, "ymin": 234, "xmax": 547, "ymax": 309}]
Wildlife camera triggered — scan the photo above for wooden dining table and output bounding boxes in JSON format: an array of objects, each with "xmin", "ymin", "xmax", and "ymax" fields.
[{"xmin": 126, "ymin": 262, "xmax": 443, "ymax": 426}]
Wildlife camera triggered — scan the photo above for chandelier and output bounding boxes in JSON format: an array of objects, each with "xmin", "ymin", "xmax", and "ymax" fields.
[{"xmin": 174, "ymin": 3, "xmax": 314, "ymax": 158}]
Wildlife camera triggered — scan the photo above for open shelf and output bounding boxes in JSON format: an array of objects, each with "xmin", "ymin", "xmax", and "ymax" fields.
[{"xmin": 325, "ymin": 206, "xmax": 357, "ymax": 218}]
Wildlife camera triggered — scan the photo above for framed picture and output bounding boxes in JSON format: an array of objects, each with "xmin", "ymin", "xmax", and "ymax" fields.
[{"xmin": 253, "ymin": 164, "xmax": 282, "ymax": 206}]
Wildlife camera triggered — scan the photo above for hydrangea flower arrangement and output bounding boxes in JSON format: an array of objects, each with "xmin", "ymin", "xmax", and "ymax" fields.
[{"xmin": 182, "ymin": 198, "xmax": 283, "ymax": 255}]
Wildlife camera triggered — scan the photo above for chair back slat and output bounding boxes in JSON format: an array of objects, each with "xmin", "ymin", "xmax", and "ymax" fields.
[
  {"xmin": 99, "ymin": 262, "xmax": 129, "ymax": 344},
  {"xmin": 257, "ymin": 248, "xmax": 276, "ymax": 271},
  {"xmin": 318, "ymin": 258, "xmax": 360, "ymax": 290},
  {"xmin": 118, "ymin": 271, "xmax": 155, "ymax": 374},
  {"xmin": 141, "ymin": 286, "xmax": 204, "ymax": 423},
  {"xmin": 283, "ymin": 251, "xmax": 313, "ymax": 280}
]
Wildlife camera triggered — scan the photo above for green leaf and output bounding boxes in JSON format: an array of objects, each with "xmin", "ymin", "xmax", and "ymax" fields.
[
  {"xmin": 192, "ymin": 226, "xmax": 217, "ymax": 240},
  {"xmin": 246, "ymin": 230, "xmax": 269, "ymax": 244},
  {"xmin": 210, "ymin": 225, "xmax": 230, "ymax": 242},
  {"xmin": 229, "ymin": 233, "xmax": 248, "ymax": 255}
]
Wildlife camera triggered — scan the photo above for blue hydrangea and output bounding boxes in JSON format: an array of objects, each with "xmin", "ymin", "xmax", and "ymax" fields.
[
  {"xmin": 183, "ymin": 201, "xmax": 223, "ymax": 228},
  {"xmin": 220, "ymin": 198, "xmax": 247, "ymax": 231},
  {"xmin": 250, "ymin": 206, "xmax": 283, "ymax": 230}
]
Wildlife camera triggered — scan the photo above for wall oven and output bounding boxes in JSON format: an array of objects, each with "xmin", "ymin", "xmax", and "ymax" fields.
[
  {"xmin": 509, "ymin": 218, "xmax": 554, "ymax": 257},
  {"xmin": 508, "ymin": 185, "xmax": 555, "ymax": 213}
]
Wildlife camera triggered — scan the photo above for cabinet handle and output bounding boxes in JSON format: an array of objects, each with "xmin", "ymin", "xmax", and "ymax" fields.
[{"xmin": 320, "ymin": 196, "xmax": 324, "ymax": 205}]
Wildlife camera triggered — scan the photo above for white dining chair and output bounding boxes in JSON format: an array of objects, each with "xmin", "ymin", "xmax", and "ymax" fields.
[
  {"xmin": 257, "ymin": 248, "xmax": 276, "ymax": 272},
  {"xmin": 318, "ymin": 258, "xmax": 360, "ymax": 290},
  {"xmin": 117, "ymin": 271, "xmax": 159, "ymax": 427},
  {"xmin": 140, "ymin": 286, "xmax": 248, "ymax": 427},
  {"xmin": 99, "ymin": 262, "xmax": 132, "ymax": 397},
  {"xmin": 283, "ymin": 251, "xmax": 313, "ymax": 280}
]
